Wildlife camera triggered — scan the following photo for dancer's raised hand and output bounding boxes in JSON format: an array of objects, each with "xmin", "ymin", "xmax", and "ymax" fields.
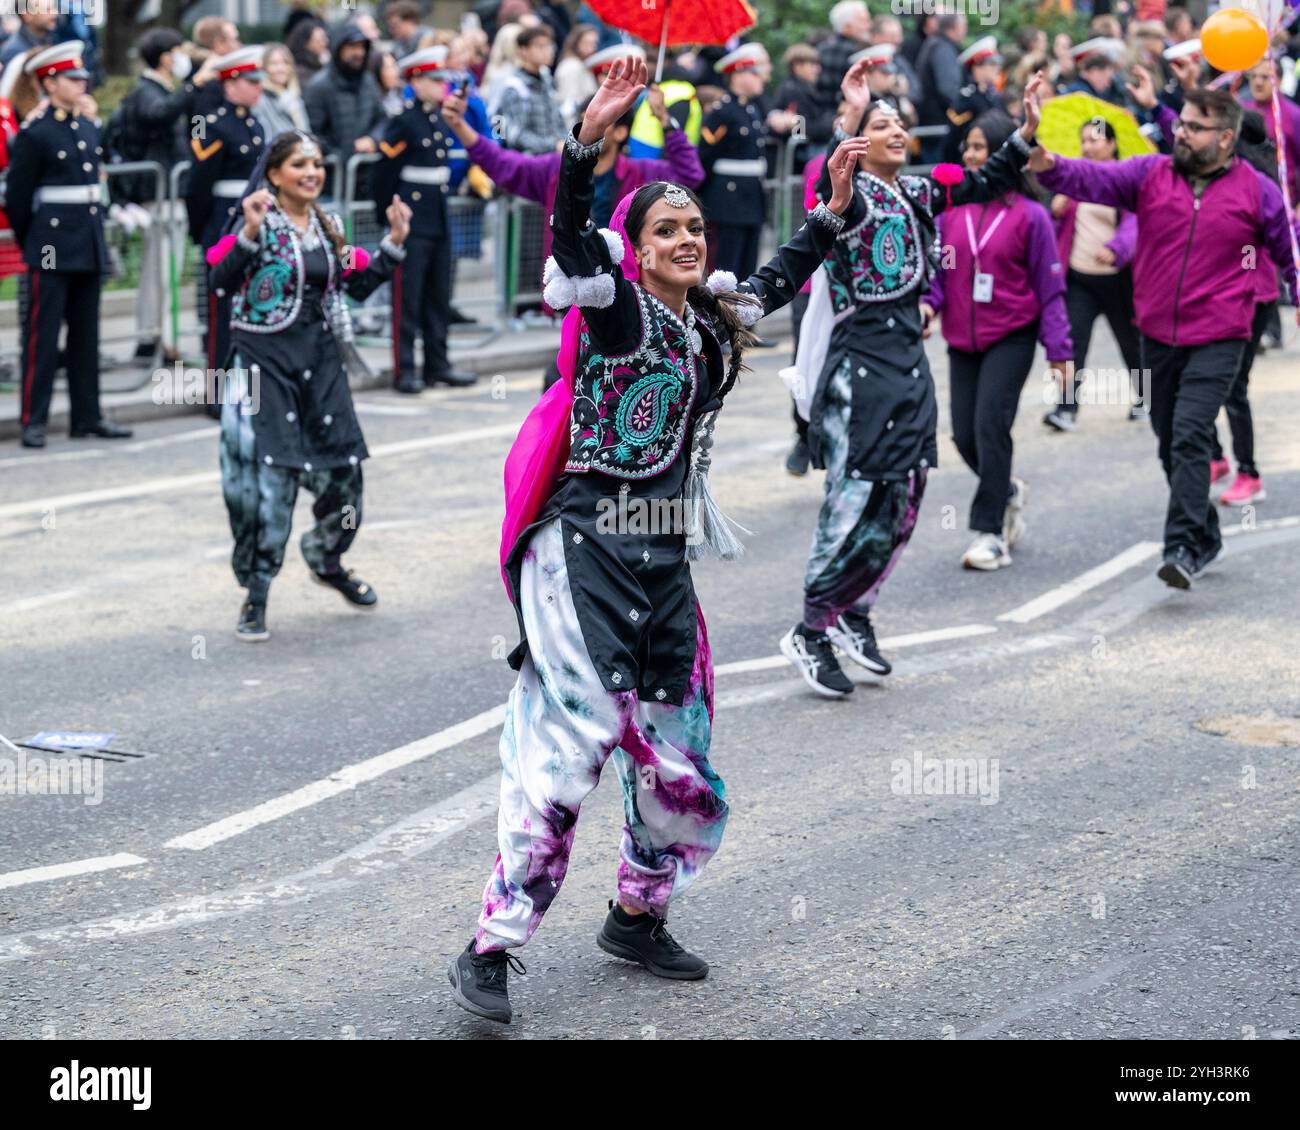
[
  {"xmin": 826, "ymin": 136, "xmax": 870, "ymax": 214},
  {"xmin": 578, "ymin": 55, "xmax": 648, "ymax": 145}
]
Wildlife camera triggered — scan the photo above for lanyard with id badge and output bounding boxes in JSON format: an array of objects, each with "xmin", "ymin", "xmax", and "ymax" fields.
[{"xmin": 966, "ymin": 206, "xmax": 1007, "ymax": 304}]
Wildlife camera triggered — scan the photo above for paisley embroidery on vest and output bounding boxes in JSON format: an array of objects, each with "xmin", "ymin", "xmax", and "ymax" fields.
[
  {"xmin": 566, "ymin": 287, "xmax": 698, "ymax": 479},
  {"xmin": 828, "ymin": 170, "xmax": 926, "ymax": 312}
]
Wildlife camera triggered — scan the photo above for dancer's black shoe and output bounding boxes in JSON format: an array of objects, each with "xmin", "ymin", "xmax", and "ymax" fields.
[
  {"xmin": 236, "ymin": 600, "xmax": 269, "ymax": 642},
  {"xmin": 597, "ymin": 900, "xmax": 708, "ymax": 980},
  {"xmin": 1157, "ymin": 546, "xmax": 1196, "ymax": 590},
  {"xmin": 785, "ymin": 437, "xmax": 810, "ymax": 476},
  {"xmin": 311, "ymin": 569, "xmax": 378, "ymax": 607},
  {"xmin": 448, "ymin": 940, "xmax": 522, "ymax": 1023},
  {"xmin": 779, "ymin": 623, "xmax": 854, "ymax": 697},
  {"xmin": 827, "ymin": 609, "xmax": 891, "ymax": 674}
]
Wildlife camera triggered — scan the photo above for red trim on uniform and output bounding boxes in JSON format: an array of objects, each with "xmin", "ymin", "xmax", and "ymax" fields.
[
  {"xmin": 217, "ymin": 63, "xmax": 259, "ymax": 80},
  {"xmin": 720, "ymin": 61, "xmax": 762, "ymax": 74},
  {"xmin": 22, "ymin": 272, "xmax": 38, "ymax": 427},
  {"xmin": 403, "ymin": 64, "xmax": 447, "ymax": 78},
  {"xmin": 966, "ymin": 50, "xmax": 996, "ymax": 65},
  {"xmin": 392, "ymin": 265, "xmax": 403, "ymax": 385}
]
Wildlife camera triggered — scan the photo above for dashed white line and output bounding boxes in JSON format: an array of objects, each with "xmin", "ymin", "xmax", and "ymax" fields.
[
  {"xmin": 0, "ymin": 853, "xmax": 148, "ymax": 892},
  {"xmin": 713, "ymin": 623, "xmax": 998, "ymax": 677},
  {"xmin": 998, "ymin": 541, "xmax": 1162, "ymax": 624},
  {"xmin": 0, "ymin": 589, "xmax": 85, "ymax": 615}
]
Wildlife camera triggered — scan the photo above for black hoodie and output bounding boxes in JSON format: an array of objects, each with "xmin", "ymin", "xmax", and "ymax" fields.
[{"xmin": 303, "ymin": 21, "xmax": 386, "ymax": 157}]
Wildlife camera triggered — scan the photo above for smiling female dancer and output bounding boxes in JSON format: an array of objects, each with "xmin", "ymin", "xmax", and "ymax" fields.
[
  {"xmin": 778, "ymin": 64, "xmax": 1047, "ymax": 696},
  {"xmin": 448, "ymin": 56, "xmax": 864, "ymax": 1024},
  {"xmin": 208, "ymin": 130, "xmax": 412, "ymax": 641}
]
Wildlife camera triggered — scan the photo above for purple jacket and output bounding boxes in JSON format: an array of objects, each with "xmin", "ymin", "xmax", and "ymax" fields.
[
  {"xmin": 465, "ymin": 127, "xmax": 705, "ymax": 311},
  {"xmin": 1039, "ymin": 153, "xmax": 1298, "ymax": 346},
  {"xmin": 1054, "ymin": 197, "xmax": 1138, "ymax": 273},
  {"xmin": 1243, "ymin": 95, "xmax": 1300, "ymax": 203},
  {"xmin": 928, "ymin": 196, "xmax": 1073, "ymax": 360}
]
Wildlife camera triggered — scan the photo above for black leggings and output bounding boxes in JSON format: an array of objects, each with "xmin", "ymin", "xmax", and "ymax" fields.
[
  {"xmin": 949, "ymin": 321, "xmax": 1039, "ymax": 534},
  {"xmin": 1209, "ymin": 300, "xmax": 1271, "ymax": 477},
  {"xmin": 1058, "ymin": 268, "xmax": 1142, "ymax": 415}
]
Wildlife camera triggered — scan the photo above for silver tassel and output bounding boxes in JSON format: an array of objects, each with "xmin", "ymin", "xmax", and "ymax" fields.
[{"xmin": 683, "ymin": 411, "xmax": 749, "ymax": 561}]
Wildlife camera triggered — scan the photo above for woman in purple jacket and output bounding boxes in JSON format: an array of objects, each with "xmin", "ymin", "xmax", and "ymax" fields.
[
  {"xmin": 923, "ymin": 111, "xmax": 1072, "ymax": 571},
  {"xmin": 1042, "ymin": 117, "xmax": 1143, "ymax": 433}
]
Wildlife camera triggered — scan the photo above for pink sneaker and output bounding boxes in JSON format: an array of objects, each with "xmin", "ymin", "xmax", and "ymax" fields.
[
  {"xmin": 1219, "ymin": 472, "xmax": 1265, "ymax": 505},
  {"xmin": 1210, "ymin": 458, "xmax": 1231, "ymax": 483}
]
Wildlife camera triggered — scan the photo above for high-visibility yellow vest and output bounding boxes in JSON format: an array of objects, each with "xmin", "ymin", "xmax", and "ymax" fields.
[{"xmin": 628, "ymin": 80, "xmax": 703, "ymax": 159}]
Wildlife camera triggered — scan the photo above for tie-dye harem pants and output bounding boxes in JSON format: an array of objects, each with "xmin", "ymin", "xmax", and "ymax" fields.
[
  {"xmin": 475, "ymin": 518, "xmax": 730, "ymax": 953},
  {"xmin": 803, "ymin": 357, "xmax": 927, "ymax": 633}
]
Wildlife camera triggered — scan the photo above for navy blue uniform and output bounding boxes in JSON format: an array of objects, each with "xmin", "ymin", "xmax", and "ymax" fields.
[
  {"xmin": 699, "ymin": 93, "xmax": 769, "ymax": 280},
  {"xmin": 5, "ymin": 105, "xmax": 108, "ymax": 433},
  {"xmin": 184, "ymin": 99, "xmax": 264, "ymax": 371},
  {"xmin": 372, "ymin": 100, "xmax": 455, "ymax": 385},
  {"xmin": 943, "ymin": 82, "xmax": 1002, "ymax": 163}
]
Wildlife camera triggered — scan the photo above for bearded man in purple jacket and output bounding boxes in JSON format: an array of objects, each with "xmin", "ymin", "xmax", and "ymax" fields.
[{"xmin": 1029, "ymin": 87, "xmax": 1298, "ymax": 590}]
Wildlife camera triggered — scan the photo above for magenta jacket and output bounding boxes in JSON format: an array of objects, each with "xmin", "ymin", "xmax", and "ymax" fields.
[
  {"xmin": 465, "ymin": 127, "xmax": 705, "ymax": 311},
  {"xmin": 1054, "ymin": 197, "xmax": 1138, "ymax": 273},
  {"xmin": 927, "ymin": 195, "xmax": 1073, "ymax": 359},
  {"xmin": 1243, "ymin": 94, "xmax": 1300, "ymax": 203},
  {"xmin": 1039, "ymin": 152, "xmax": 1297, "ymax": 345}
]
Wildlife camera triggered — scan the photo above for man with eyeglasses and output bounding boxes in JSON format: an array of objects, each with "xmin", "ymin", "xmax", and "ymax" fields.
[{"xmin": 1027, "ymin": 87, "xmax": 1297, "ymax": 590}]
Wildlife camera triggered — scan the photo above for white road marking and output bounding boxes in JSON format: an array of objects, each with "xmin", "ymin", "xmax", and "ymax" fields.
[
  {"xmin": 353, "ymin": 403, "xmax": 428, "ymax": 417},
  {"xmin": 0, "ymin": 424, "xmax": 522, "ymax": 521},
  {"xmin": 1222, "ymin": 514, "xmax": 1300, "ymax": 536},
  {"xmin": 0, "ymin": 589, "xmax": 84, "ymax": 615},
  {"xmin": 0, "ymin": 448, "xmax": 108, "ymax": 469},
  {"xmin": 0, "ymin": 853, "xmax": 148, "ymax": 892},
  {"xmin": 713, "ymin": 623, "xmax": 997, "ymax": 677},
  {"xmin": 119, "ymin": 427, "xmax": 215, "ymax": 452},
  {"xmin": 998, "ymin": 541, "xmax": 1162, "ymax": 624},
  {"xmin": 164, "ymin": 704, "xmax": 507, "ymax": 851}
]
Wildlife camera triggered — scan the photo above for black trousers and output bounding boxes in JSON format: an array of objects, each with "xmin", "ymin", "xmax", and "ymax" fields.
[
  {"xmin": 1141, "ymin": 334, "xmax": 1247, "ymax": 556},
  {"xmin": 1059, "ymin": 267, "xmax": 1142, "ymax": 415},
  {"xmin": 948, "ymin": 321, "xmax": 1039, "ymax": 535},
  {"xmin": 393, "ymin": 235, "xmax": 452, "ymax": 383},
  {"xmin": 19, "ymin": 270, "xmax": 102, "ymax": 432},
  {"xmin": 1209, "ymin": 301, "xmax": 1271, "ymax": 477},
  {"xmin": 711, "ymin": 222, "xmax": 761, "ymax": 282}
]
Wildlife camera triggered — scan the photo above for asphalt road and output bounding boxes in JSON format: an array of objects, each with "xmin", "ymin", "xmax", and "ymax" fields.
[{"xmin": 2, "ymin": 318, "xmax": 1298, "ymax": 1040}]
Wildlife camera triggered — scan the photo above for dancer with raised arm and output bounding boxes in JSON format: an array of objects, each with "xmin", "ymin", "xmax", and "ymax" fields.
[
  {"xmin": 448, "ymin": 56, "xmax": 864, "ymax": 1025},
  {"xmin": 778, "ymin": 63, "xmax": 1048, "ymax": 696}
]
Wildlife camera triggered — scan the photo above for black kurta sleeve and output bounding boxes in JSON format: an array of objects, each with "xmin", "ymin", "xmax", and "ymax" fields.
[
  {"xmin": 209, "ymin": 229, "xmax": 260, "ymax": 292},
  {"xmin": 342, "ymin": 236, "xmax": 405, "ymax": 300},
  {"xmin": 936, "ymin": 130, "xmax": 1033, "ymax": 212},
  {"xmin": 549, "ymin": 124, "xmax": 640, "ymax": 352}
]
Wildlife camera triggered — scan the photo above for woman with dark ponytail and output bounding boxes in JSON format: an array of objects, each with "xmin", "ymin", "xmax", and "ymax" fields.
[
  {"xmin": 923, "ymin": 109, "xmax": 1072, "ymax": 572},
  {"xmin": 447, "ymin": 55, "xmax": 863, "ymax": 1024},
  {"xmin": 208, "ymin": 129, "xmax": 412, "ymax": 641}
]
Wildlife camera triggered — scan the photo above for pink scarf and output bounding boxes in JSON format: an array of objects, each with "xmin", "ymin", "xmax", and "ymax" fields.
[{"xmin": 498, "ymin": 190, "xmax": 640, "ymax": 598}]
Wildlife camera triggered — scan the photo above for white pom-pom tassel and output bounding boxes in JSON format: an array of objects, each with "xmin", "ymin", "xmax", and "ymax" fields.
[
  {"xmin": 542, "ymin": 257, "xmax": 578, "ymax": 310},
  {"xmin": 705, "ymin": 270, "xmax": 737, "ymax": 296},
  {"xmin": 574, "ymin": 273, "xmax": 616, "ymax": 309},
  {"xmin": 598, "ymin": 228, "xmax": 625, "ymax": 266},
  {"xmin": 735, "ymin": 298, "xmax": 764, "ymax": 327}
]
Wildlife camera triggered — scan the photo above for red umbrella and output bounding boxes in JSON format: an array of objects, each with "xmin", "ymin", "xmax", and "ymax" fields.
[{"xmin": 585, "ymin": 0, "xmax": 759, "ymax": 80}]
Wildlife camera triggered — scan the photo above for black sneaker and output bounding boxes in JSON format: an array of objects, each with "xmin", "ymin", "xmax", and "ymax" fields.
[
  {"xmin": 826, "ymin": 609, "xmax": 891, "ymax": 675},
  {"xmin": 311, "ymin": 569, "xmax": 378, "ymax": 607},
  {"xmin": 236, "ymin": 600, "xmax": 269, "ymax": 642},
  {"xmin": 596, "ymin": 900, "xmax": 708, "ymax": 980},
  {"xmin": 424, "ymin": 370, "xmax": 478, "ymax": 388},
  {"xmin": 779, "ymin": 623, "xmax": 855, "ymax": 697},
  {"xmin": 447, "ymin": 939, "xmax": 523, "ymax": 1024},
  {"xmin": 395, "ymin": 375, "xmax": 424, "ymax": 394},
  {"xmin": 785, "ymin": 437, "xmax": 811, "ymax": 476},
  {"xmin": 1157, "ymin": 546, "xmax": 1196, "ymax": 590}
]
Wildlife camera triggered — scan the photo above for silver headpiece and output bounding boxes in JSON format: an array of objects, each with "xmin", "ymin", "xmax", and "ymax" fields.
[
  {"xmin": 663, "ymin": 184, "xmax": 691, "ymax": 208},
  {"xmin": 295, "ymin": 131, "xmax": 321, "ymax": 158}
]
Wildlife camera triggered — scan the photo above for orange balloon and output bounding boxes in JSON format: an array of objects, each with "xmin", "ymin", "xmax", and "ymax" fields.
[{"xmin": 1201, "ymin": 8, "xmax": 1269, "ymax": 73}]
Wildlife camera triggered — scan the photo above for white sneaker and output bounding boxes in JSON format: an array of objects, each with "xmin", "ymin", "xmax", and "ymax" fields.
[
  {"xmin": 1003, "ymin": 477, "xmax": 1027, "ymax": 548},
  {"xmin": 962, "ymin": 532, "xmax": 1011, "ymax": 571}
]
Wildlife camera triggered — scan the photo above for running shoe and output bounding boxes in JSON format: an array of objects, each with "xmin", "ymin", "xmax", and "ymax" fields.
[
  {"xmin": 448, "ymin": 940, "xmax": 523, "ymax": 1024},
  {"xmin": 1003, "ymin": 476, "xmax": 1028, "ymax": 549},
  {"xmin": 962, "ymin": 533, "xmax": 1011, "ymax": 571},
  {"xmin": 1157, "ymin": 545, "xmax": 1196, "ymax": 590},
  {"xmin": 1042, "ymin": 408, "xmax": 1077, "ymax": 432},
  {"xmin": 311, "ymin": 569, "xmax": 378, "ymax": 607},
  {"xmin": 236, "ymin": 600, "xmax": 269, "ymax": 642},
  {"xmin": 1219, "ymin": 473, "xmax": 1265, "ymax": 506},
  {"xmin": 779, "ymin": 624, "xmax": 855, "ymax": 697},
  {"xmin": 826, "ymin": 609, "xmax": 891, "ymax": 675},
  {"xmin": 1210, "ymin": 458, "xmax": 1231, "ymax": 484},
  {"xmin": 597, "ymin": 901, "xmax": 708, "ymax": 980}
]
